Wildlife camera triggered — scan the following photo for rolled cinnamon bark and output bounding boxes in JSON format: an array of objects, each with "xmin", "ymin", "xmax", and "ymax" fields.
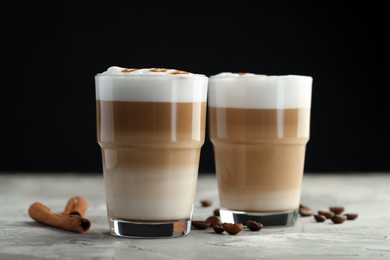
[
  {"xmin": 28, "ymin": 202, "xmax": 91, "ymax": 233},
  {"xmin": 63, "ymin": 196, "xmax": 88, "ymax": 216}
]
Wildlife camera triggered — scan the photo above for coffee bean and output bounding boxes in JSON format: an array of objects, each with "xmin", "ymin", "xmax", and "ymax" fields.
[
  {"xmin": 213, "ymin": 208, "xmax": 220, "ymax": 216},
  {"xmin": 329, "ymin": 206, "xmax": 345, "ymax": 215},
  {"xmin": 212, "ymin": 224, "xmax": 224, "ymax": 234},
  {"xmin": 298, "ymin": 203, "xmax": 357, "ymax": 225},
  {"xmin": 206, "ymin": 216, "xmax": 222, "ymax": 227},
  {"xmin": 318, "ymin": 210, "xmax": 335, "ymax": 219},
  {"xmin": 331, "ymin": 215, "xmax": 347, "ymax": 224},
  {"xmin": 200, "ymin": 199, "xmax": 213, "ymax": 207},
  {"xmin": 299, "ymin": 207, "xmax": 313, "ymax": 217},
  {"xmin": 222, "ymin": 223, "xmax": 243, "ymax": 235},
  {"xmin": 192, "ymin": 220, "xmax": 210, "ymax": 230},
  {"xmin": 345, "ymin": 213, "xmax": 358, "ymax": 220},
  {"xmin": 314, "ymin": 214, "xmax": 327, "ymax": 222},
  {"xmin": 246, "ymin": 220, "xmax": 263, "ymax": 231},
  {"xmin": 299, "ymin": 203, "xmax": 311, "ymax": 210}
]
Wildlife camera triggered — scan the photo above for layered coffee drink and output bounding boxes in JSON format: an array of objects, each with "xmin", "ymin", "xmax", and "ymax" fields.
[
  {"xmin": 208, "ymin": 72, "xmax": 312, "ymax": 226},
  {"xmin": 95, "ymin": 67, "xmax": 208, "ymax": 237}
]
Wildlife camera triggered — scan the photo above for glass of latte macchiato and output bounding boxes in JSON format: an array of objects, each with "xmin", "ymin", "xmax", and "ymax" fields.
[
  {"xmin": 208, "ymin": 73, "xmax": 312, "ymax": 226},
  {"xmin": 95, "ymin": 67, "xmax": 208, "ymax": 238}
]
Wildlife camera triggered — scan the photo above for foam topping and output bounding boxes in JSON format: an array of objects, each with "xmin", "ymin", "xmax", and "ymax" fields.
[
  {"xmin": 208, "ymin": 73, "xmax": 312, "ymax": 109},
  {"xmin": 99, "ymin": 66, "xmax": 206, "ymax": 78},
  {"xmin": 95, "ymin": 66, "xmax": 208, "ymax": 102},
  {"xmin": 209, "ymin": 72, "xmax": 266, "ymax": 77}
]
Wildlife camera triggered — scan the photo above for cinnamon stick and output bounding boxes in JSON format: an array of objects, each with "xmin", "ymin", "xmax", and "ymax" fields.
[
  {"xmin": 28, "ymin": 202, "xmax": 91, "ymax": 233},
  {"xmin": 63, "ymin": 196, "xmax": 88, "ymax": 216}
]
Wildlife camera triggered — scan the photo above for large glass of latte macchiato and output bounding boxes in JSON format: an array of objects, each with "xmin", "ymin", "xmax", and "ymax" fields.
[
  {"xmin": 95, "ymin": 67, "xmax": 208, "ymax": 238},
  {"xmin": 208, "ymin": 73, "xmax": 312, "ymax": 226}
]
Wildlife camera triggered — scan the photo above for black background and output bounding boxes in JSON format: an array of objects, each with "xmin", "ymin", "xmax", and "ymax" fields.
[{"xmin": 1, "ymin": 2, "xmax": 388, "ymax": 173}]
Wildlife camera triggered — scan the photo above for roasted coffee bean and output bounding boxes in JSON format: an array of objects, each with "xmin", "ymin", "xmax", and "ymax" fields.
[
  {"xmin": 222, "ymin": 223, "xmax": 243, "ymax": 235},
  {"xmin": 212, "ymin": 224, "xmax": 224, "ymax": 234},
  {"xmin": 299, "ymin": 203, "xmax": 311, "ymax": 210},
  {"xmin": 192, "ymin": 220, "xmax": 210, "ymax": 230},
  {"xmin": 314, "ymin": 214, "xmax": 327, "ymax": 222},
  {"xmin": 329, "ymin": 206, "xmax": 345, "ymax": 215},
  {"xmin": 318, "ymin": 210, "xmax": 335, "ymax": 219},
  {"xmin": 206, "ymin": 216, "xmax": 222, "ymax": 227},
  {"xmin": 345, "ymin": 213, "xmax": 358, "ymax": 220},
  {"xmin": 298, "ymin": 203, "xmax": 357, "ymax": 225},
  {"xmin": 246, "ymin": 220, "xmax": 263, "ymax": 231},
  {"xmin": 331, "ymin": 215, "xmax": 347, "ymax": 224},
  {"xmin": 299, "ymin": 207, "xmax": 313, "ymax": 217},
  {"xmin": 200, "ymin": 199, "xmax": 213, "ymax": 207},
  {"xmin": 213, "ymin": 208, "xmax": 220, "ymax": 216}
]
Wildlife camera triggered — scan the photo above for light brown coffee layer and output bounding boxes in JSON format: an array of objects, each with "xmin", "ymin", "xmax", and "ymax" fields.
[
  {"xmin": 102, "ymin": 147, "xmax": 201, "ymax": 170},
  {"xmin": 213, "ymin": 143, "xmax": 306, "ymax": 211}
]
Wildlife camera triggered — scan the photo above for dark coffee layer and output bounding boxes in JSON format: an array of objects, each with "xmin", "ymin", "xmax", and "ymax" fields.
[
  {"xmin": 209, "ymin": 107, "xmax": 310, "ymax": 141},
  {"xmin": 97, "ymin": 101, "xmax": 206, "ymax": 147}
]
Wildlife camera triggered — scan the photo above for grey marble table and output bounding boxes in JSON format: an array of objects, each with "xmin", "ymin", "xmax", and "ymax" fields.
[{"xmin": 0, "ymin": 173, "xmax": 389, "ymax": 259}]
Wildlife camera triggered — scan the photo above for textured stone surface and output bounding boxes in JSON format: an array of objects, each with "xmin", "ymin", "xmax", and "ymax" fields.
[{"xmin": 0, "ymin": 173, "xmax": 389, "ymax": 259}]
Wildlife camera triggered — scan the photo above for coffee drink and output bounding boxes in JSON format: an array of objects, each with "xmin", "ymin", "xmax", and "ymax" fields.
[
  {"xmin": 208, "ymin": 72, "xmax": 312, "ymax": 226},
  {"xmin": 95, "ymin": 67, "xmax": 208, "ymax": 237}
]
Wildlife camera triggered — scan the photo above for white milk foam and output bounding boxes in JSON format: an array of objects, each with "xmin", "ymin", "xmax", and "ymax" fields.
[
  {"xmin": 208, "ymin": 72, "xmax": 312, "ymax": 109},
  {"xmin": 96, "ymin": 66, "xmax": 208, "ymax": 102}
]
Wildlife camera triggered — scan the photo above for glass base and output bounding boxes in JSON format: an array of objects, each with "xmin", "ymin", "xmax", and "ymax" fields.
[
  {"xmin": 219, "ymin": 208, "xmax": 299, "ymax": 227},
  {"xmin": 108, "ymin": 217, "xmax": 191, "ymax": 238}
]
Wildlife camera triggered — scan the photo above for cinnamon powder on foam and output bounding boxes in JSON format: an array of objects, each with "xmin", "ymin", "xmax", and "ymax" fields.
[{"xmin": 121, "ymin": 68, "xmax": 190, "ymax": 75}]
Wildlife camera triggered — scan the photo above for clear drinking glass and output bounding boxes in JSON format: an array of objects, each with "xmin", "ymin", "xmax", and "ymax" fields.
[
  {"xmin": 208, "ymin": 73, "xmax": 312, "ymax": 226},
  {"xmin": 95, "ymin": 67, "xmax": 208, "ymax": 237}
]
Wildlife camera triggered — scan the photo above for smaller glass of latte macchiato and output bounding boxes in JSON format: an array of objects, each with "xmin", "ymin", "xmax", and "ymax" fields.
[
  {"xmin": 208, "ymin": 72, "xmax": 312, "ymax": 226},
  {"xmin": 95, "ymin": 67, "xmax": 208, "ymax": 238}
]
